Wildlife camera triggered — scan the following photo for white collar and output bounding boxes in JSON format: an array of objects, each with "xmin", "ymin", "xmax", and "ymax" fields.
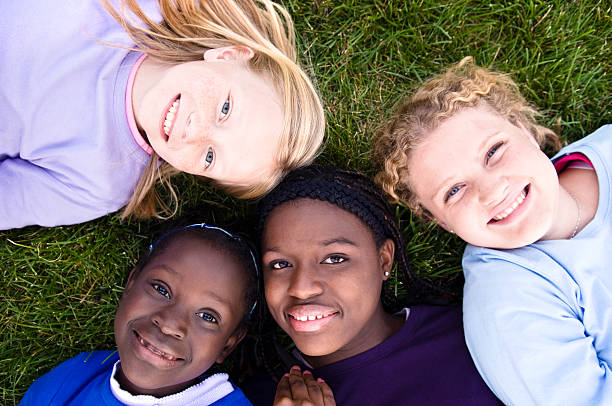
[{"xmin": 109, "ymin": 361, "xmax": 234, "ymax": 406}]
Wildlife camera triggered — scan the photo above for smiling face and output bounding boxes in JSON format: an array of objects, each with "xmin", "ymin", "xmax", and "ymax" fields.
[
  {"xmin": 407, "ymin": 106, "xmax": 560, "ymax": 249},
  {"xmin": 114, "ymin": 235, "xmax": 247, "ymax": 397},
  {"xmin": 262, "ymin": 199, "xmax": 396, "ymax": 366},
  {"xmin": 135, "ymin": 47, "xmax": 283, "ymax": 185}
]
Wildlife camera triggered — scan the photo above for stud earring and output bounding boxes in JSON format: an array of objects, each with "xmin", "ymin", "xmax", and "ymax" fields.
[{"xmin": 384, "ymin": 271, "xmax": 390, "ymax": 277}]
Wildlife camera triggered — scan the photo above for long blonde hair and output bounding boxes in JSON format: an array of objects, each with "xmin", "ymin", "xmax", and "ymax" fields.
[
  {"xmin": 373, "ymin": 57, "xmax": 562, "ymax": 217},
  {"xmin": 103, "ymin": 0, "xmax": 325, "ymax": 219}
]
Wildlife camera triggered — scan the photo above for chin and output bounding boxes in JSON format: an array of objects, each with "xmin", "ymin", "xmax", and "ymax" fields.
[{"xmin": 293, "ymin": 339, "xmax": 338, "ymax": 358}]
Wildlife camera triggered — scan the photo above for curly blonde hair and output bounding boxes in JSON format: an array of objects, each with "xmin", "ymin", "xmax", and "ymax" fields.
[
  {"xmin": 373, "ymin": 57, "xmax": 562, "ymax": 218},
  {"xmin": 103, "ymin": 0, "xmax": 325, "ymax": 219}
]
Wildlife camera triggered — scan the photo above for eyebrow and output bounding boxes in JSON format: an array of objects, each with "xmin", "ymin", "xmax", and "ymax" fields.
[
  {"xmin": 432, "ymin": 175, "xmax": 453, "ymax": 202},
  {"xmin": 151, "ymin": 264, "xmax": 179, "ymax": 275},
  {"xmin": 479, "ymin": 131, "xmax": 502, "ymax": 156},
  {"xmin": 321, "ymin": 237, "xmax": 357, "ymax": 247},
  {"xmin": 263, "ymin": 237, "xmax": 358, "ymax": 254}
]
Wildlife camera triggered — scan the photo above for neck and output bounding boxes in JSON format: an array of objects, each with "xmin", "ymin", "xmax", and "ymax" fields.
[
  {"xmin": 303, "ymin": 305, "xmax": 404, "ymax": 369},
  {"xmin": 542, "ymin": 167, "xmax": 598, "ymax": 240},
  {"xmin": 116, "ymin": 365, "xmax": 196, "ymax": 398}
]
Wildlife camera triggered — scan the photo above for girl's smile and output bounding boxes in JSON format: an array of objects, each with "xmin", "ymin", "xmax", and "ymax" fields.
[
  {"xmin": 286, "ymin": 304, "xmax": 340, "ymax": 333},
  {"xmin": 133, "ymin": 46, "xmax": 283, "ymax": 185},
  {"xmin": 131, "ymin": 329, "xmax": 184, "ymax": 366},
  {"xmin": 262, "ymin": 198, "xmax": 398, "ymax": 367},
  {"xmin": 114, "ymin": 235, "xmax": 247, "ymax": 397}
]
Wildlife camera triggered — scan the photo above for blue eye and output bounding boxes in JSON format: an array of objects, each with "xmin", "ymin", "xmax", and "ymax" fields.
[
  {"xmin": 271, "ymin": 260, "xmax": 291, "ymax": 270},
  {"xmin": 321, "ymin": 255, "xmax": 346, "ymax": 264},
  {"xmin": 445, "ymin": 185, "xmax": 463, "ymax": 203},
  {"xmin": 196, "ymin": 312, "xmax": 218, "ymax": 324},
  {"xmin": 204, "ymin": 148, "xmax": 214, "ymax": 168},
  {"xmin": 221, "ymin": 99, "xmax": 231, "ymax": 116},
  {"xmin": 152, "ymin": 283, "xmax": 170, "ymax": 299},
  {"xmin": 487, "ymin": 142, "xmax": 504, "ymax": 161}
]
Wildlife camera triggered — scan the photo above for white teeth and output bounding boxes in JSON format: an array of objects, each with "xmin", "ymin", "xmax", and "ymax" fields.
[
  {"xmin": 493, "ymin": 190, "xmax": 526, "ymax": 221},
  {"xmin": 293, "ymin": 313, "xmax": 331, "ymax": 322},
  {"xmin": 138, "ymin": 336, "xmax": 176, "ymax": 360},
  {"xmin": 163, "ymin": 99, "xmax": 180, "ymax": 136}
]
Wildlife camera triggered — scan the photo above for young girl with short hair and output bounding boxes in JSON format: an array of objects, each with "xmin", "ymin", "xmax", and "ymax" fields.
[
  {"xmin": 20, "ymin": 224, "xmax": 259, "ymax": 405},
  {"xmin": 374, "ymin": 57, "xmax": 612, "ymax": 405},
  {"xmin": 249, "ymin": 165, "xmax": 501, "ymax": 406},
  {"xmin": 1, "ymin": 0, "xmax": 324, "ymax": 230}
]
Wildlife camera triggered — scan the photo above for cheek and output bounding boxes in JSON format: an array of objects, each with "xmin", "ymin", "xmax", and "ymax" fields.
[{"xmin": 264, "ymin": 276, "xmax": 284, "ymax": 314}]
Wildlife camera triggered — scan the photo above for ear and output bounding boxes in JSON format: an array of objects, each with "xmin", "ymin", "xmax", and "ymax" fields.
[
  {"xmin": 215, "ymin": 327, "xmax": 247, "ymax": 364},
  {"xmin": 434, "ymin": 219, "xmax": 454, "ymax": 234},
  {"xmin": 203, "ymin": 46, "xmax": 254, "ymax": 63},
  {"xmin": 379, "ymin": 239, "xmax": 395, "ymax": 280}
]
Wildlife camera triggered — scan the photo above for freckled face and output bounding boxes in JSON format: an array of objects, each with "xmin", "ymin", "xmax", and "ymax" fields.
[
  {"xmin": 407, "ymin": 106, "xmax": 559, "ymax": 249},
  {"xmin": 114, "ymin": 235, "xmax": 247, "ymax": 397},
  {"xmin": 136, "ymin": 58, "xmax": 283, "ymax": 185},
  {"xmin": 262, "ymin": 199, "xmax": 389, "ymax": 360}
]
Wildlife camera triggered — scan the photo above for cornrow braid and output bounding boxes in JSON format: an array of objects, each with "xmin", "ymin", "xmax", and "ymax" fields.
[{"xmin": 258, "ymin": 165, "xmax": 457, "ymax": 305}]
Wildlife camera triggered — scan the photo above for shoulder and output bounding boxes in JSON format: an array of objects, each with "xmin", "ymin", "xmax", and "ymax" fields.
[
  {"xmin": 20, "ymin": 351, "xmax": 117, "ymax": 405},
  {"xmin": 554, "ymin": 125, "xmax": 612, "ymax": 166},
  {"xmin": 211, "ymin": 386, "xmax": 253, "ymax": 406}
]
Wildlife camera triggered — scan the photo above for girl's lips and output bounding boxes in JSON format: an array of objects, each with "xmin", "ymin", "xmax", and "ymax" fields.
[
  {"xmin": 286, "ymin": 305, "xmax": 339, "ymax": 333},
  {"xmin": 489, "ymin": 185, "xmax": 531, "ymax": 225},
  {"xmin": 159, "ymin": 95, "xmax": 181, "ymax": 142},
  {"xmin": 132, "ymin": 330, "xmax": 183, "ymax": 367}
]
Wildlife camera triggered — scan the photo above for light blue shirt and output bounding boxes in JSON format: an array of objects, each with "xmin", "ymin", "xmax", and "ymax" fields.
[{"xmin": 463, "ymin": 125, "xmax": 612, "ymax": 406}]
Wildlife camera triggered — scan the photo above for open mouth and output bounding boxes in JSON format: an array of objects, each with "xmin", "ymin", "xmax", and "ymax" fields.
[
  {"xmin": 133, "ymin": 331, "xmax": 183, "ymax": 362},
  {"xmin": 489, "ymin": 185, "xmax": 530, "ymax": 223},
  {"xmin": 288, "ymin": 311, "xmax": 337, "ymax": 322},
  {"xmin": 161, "ymin": 95, "xmax": 181, "ymax": 140},
  {"xmin": 286, "ymin": 307, "xmax": 339, "ymax": 333}
]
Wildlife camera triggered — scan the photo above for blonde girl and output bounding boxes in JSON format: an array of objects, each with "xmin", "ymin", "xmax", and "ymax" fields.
[
  {"xmin": 0, "ymin": 0, "xmax": 324, "ymax": 229},
  {"xmin": 374, "ymin": 57, "xmax": 612, "ymax": 406}
]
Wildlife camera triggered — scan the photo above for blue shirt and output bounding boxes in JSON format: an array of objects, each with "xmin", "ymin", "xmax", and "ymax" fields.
[
  {"xmin": 19, "ymin": 351, "xmax": 252, "ymax": 405},
  {"xmin": 463, "ymin": 125, "xmax": 612, "ymax": 405}
]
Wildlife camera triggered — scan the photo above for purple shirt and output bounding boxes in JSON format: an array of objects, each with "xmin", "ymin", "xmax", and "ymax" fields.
[{"xmin": 245, "ymin": 306, "xmax": 501, "ymax": 405}]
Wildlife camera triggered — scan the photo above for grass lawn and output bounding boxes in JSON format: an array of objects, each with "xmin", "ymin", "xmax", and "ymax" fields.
[{"xmin": 2, "ymin": 0, "xmax": 611, "ymax": 403}]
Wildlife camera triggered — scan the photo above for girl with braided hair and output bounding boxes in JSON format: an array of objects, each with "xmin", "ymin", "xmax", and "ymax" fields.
[
  {"xmin": 1, "ymin": 0, "xmax": 324, "ymax": 229},
  {"xmin": 245, "ymin": 165, "xmax": 501, "ymax": 406}
]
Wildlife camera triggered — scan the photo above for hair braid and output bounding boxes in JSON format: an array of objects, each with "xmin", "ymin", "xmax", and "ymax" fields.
[{"xmin": 258, "ymin": 165, "xmax": 459, "ymax": 305}]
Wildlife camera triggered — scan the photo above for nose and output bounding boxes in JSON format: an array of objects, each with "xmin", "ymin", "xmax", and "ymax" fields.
[
  {"xmin": 184, "ymin": 112, "xmax": 211, "ymax": 146},
  {"xmin": 478, "ymin": 175, "xmax": 510, "ymax": 207},
  {"xmin": 151, "ymin": 305, "xmax": 187, "ymax": 340},
  {"xmin": 286, "ymin": 263, "xmax": 324, "ymax": 300}
]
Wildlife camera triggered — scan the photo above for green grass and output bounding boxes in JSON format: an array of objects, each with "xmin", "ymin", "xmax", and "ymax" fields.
[{"xmin": 2, "ymin": 0, "xmax": 612, "ymax": 403}]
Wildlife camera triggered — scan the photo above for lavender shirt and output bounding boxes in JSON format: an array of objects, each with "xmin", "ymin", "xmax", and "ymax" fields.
[{"xmin": 0, "ymin": 0, "xmax": 158, "ymax": 229}]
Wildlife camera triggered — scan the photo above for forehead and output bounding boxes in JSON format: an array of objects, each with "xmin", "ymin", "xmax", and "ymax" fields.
[
  {"xmin": 142, "ymin": 235, "xmax": 248, "ymax": 298},
  {"xmin": 263, "ymin": 199, "xmax": 375, "ymax": 247},
  {"xmin": 407, "ymin": 108, "xmax": 512, "ymax": 189}
]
